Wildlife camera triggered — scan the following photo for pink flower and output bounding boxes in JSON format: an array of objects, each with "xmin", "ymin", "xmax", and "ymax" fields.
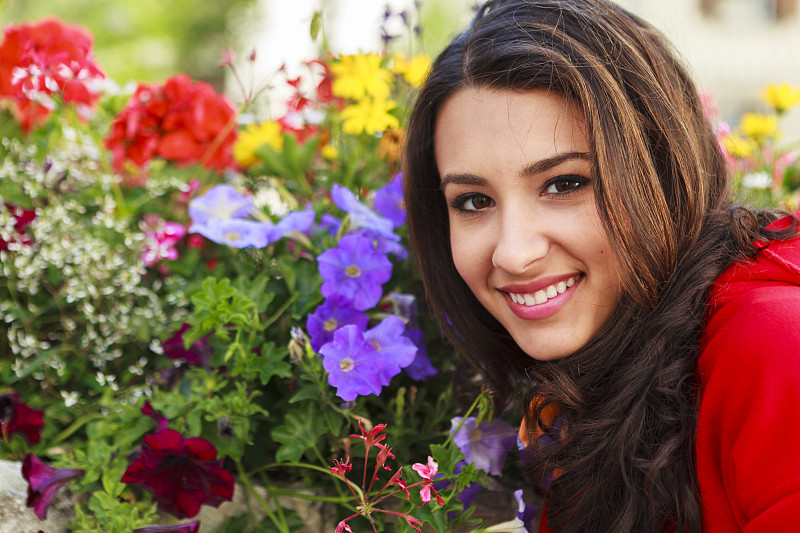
[
  {"xmin": 22, "ymin": 454, "xmax": 85, "ymax": 520},
  {"xmin": 0, "ymin": 203, "xmax": 36, "ymax": 251},
  {"xmin": 411, "ymin": 456, "xmax": 443, "ymax": 506},
  {"xmin": 330, "ymin": 458, "xmax": 352, "ymax": 478},
  {"xmin": 349, "ymin": 419, "xmax": 387, "ymax": 449},
  {"xmin": 140, "ymin": 215, "xmax": 186, "ymax": 267},
  {"xmin": 121, "ymin": 429, "xmax": 234, "ymax": 519}
]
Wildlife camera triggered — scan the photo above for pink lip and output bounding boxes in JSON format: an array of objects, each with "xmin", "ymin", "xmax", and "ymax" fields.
[{"xmin": 500, "ymin": 274, "xmax": 582, "ymax": 320}]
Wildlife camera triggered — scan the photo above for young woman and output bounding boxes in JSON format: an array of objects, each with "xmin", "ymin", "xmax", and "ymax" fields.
[{"xmin": 403, "ymin": 0, "xmax": 800, "ymax": 531}]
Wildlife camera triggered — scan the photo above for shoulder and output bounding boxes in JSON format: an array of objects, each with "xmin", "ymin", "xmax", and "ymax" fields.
[{"xmin": 701, "ymin": 283, "xmax": 800, "ymax": 377}]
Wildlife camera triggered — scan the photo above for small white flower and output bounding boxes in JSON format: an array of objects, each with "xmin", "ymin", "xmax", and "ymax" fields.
[{"xmin": 742, "ymin": 171, "xmax": 771, "ymax": 189}]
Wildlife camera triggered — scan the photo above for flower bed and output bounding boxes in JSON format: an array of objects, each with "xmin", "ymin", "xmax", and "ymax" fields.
[{"xmin": 0, "ymin": 13, "xmax": 535, "ymax": 533}]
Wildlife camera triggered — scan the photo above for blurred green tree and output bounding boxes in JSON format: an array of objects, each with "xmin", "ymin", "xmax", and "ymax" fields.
[{"xmin": 0, "ymin": 0, "xmax": 258, "ymax": 87}]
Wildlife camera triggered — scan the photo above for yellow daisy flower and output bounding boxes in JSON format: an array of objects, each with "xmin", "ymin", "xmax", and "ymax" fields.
[
  {"xmin": 722, "ymin": 133, "xmax": 757, "ymax": 159},
  {"xmin": 331, "ymin": 53, "xmax": 392, "ymax": 101},
  {"xmin": 739, "ymin": 112, "xmax": 779, "ymax": 143},
  {"xmin": 234, "ymin": 120, "xmax": 283, "ymax": 168},
  {"xmin": 391, "ymin": 53, "xmax": 431, "ymax": 88},
  {"xmin": 761, "ymin": 83, "xmax": 800, "ymax": 115},
  {"xmin": 340, "ymin": 97, "xmax": 400, "ymax": 136}
]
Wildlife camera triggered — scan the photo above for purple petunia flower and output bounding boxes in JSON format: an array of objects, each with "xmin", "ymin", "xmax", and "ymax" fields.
[
  {"xmin": 363, "ymin": 315, "xmax": 417, "ymax": 383},
  {"xmin": 317, "ymin": 233, "xmax": 392, "ymax": 311},
  {"xmin": 403, "ymin": 328, "xmax": 438, "ymax": 380},
  {"xmin": 22, "ymin": 454, "xmax": 85, "ymax": 520},
  {"xmin": 191, "ymin": 217, "xmax": 274, "ymax": 248},
  {"xmin": 133, "ymin": 522, "xmax": 200, "ymax": 533},
  {"xmin": 374, "ymin": 172, "xmax": 406, "ymax": 228},
  {"xmin": 188, "ymin": 184, "xmax": 254, "ymax": 225},
  {"xmin": 275, "ymin": 208, "xmax": 315, "ymax": 236},
  {"xmin": 386, "ymin": 292, "xmax": 437, "ymax": 380},
  {"xmin": 515, "ymin": 489, "xmax": 537, "ymax": 531},
  {"xmin": 306, "ymin": 297, "xmax": 370, "ymax": 352},
  {"xmin": 331, "ymin": 184, "xmax": 397, "ymax": 243},
  {"xmin": 162, "ymin": 323, "xmax": 212, "ymax": 367},
  {"xmin": 320, "ymin": 324, "xmax": 387, "ymax": 401},
  {"xmin": 320, "ymin": 213, "xmax": 342, "ymax": 236},
  {"xmin": 450, "ymin": 417, "xmax": 517, "ymax": 476}
]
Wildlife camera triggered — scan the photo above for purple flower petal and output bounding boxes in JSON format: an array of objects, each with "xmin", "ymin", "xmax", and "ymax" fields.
[
  {"xmin": 373, "ymin": 172, "xmax": 406, "ymax": 228},
  {"xmin": 363, "ymin": 315, "xmax": 417, "ymax": 384},
  {"xmin": 188, "ymin": 184, "xmax": 254, "ymax": 224},
  {"xmin": 190, "ymin": 218, "xmax": 274, "ymax": 248},
  {"xmin": 318, "ymin": 233, "xmax": 392, "ymax": 311},
  {"xmin": 320, "ymin": 325, "xmax": 386, "ymax": 401},
  {"xmin": 307, "ymin": 297, "xmax": 369, "ymax": 352},
  {"xmin": 450, "ymin": 417, "xmax": 517, "ymax": 476},
  {"xmin": 22, "ymin": 455, "xmax": 85, "ymax": 520}
]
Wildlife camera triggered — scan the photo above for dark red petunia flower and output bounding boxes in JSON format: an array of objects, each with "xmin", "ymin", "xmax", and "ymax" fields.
[
  {"xmin": 141, "ymin": 401, "xmax": 169, "ymax": 432},
  {"xmin": 161, "ymin": 323, "xmax": 212, "ymax": 367},
  {"xmin": 104, "ymin": 73, "xmax": 237, "ymax": 173},
  {"xmin": 22, "ymin": 454, "xmax": 85, "ymax": 520},
  {"xmin": 0, "ymin": 391, "xmax": 45, "ymax": 444},
  {"xmin": 133, "ymin": 521, "xmax": 200, "ymax": 533},
  {"xmin": 121, "ymin": 429, "xmax": 234, "ymax": 519}
]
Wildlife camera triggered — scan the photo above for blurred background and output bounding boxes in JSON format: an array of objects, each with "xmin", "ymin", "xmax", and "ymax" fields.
[{"xmin": 2, "ymin": 0, "xmax": 800, "ymax": 134}]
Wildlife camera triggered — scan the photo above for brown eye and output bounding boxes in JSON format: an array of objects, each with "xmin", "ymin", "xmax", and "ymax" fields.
[
  {"xmin": 543, "ymin": 175, "xmax": 589, "ymax": 195},
  {"xmin": 463, "ymin": 194, "xmax": 493, "ymax": 211}
]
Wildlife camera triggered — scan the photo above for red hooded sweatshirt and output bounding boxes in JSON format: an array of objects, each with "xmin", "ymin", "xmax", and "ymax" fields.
[
  {"xmin": 697, "ymin": 215, "xmax": 800, "ymax": 531},
  {"xmin": 537, "ymin": 215, "xmax": 800, "ymax": 532}
]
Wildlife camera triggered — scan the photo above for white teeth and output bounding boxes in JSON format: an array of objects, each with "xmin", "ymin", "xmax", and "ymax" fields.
[{"xmin": 508, "ymin": 275, "xmax": 580, "ymax": 307}]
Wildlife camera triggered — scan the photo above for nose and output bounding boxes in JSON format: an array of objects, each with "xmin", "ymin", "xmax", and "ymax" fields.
[{"xmin": 491, "ymin": 211, "xmax": 550, "ymax": 274}]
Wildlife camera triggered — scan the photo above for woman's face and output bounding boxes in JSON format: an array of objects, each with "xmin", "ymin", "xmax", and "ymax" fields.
[{"xmin": 435, "ymin": 88, "xmax": 622, "ymax": 361}]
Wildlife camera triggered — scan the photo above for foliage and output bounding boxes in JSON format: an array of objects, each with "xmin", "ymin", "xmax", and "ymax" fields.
[{"xmin": 0, "ymin": 8, "xmax": 529, "ymax": 533}]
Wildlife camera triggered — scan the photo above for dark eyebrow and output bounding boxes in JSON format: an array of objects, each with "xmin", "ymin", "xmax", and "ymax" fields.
[
  {"xmin": 520, "ymin": 151, "xmax": 591, "ymax": 177},
  {"xmin": 440, "ymin": 151, "xmax": 591, "ymax": 190}
]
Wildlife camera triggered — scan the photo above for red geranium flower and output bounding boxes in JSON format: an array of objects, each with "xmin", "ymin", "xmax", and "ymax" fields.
[
  {"xmin": 0, "ymin": 391, "xmax": 45, "ymax": 444},
  {"xmin": 104, "ymin": 73, "xmax": 237, "ymax": 173},
  {"xmin": 22, "ymin": 454, "xmax": 85, "ymax": 520},
  {"xmin": 0, "ymin": 203, "xmax": 36, "ymax": 251},
  {"xmin": 0, "ymin": 17, "xmax": 105, "ymax": 132},
  {"xmin": 121, "ymin": 429, "xmax": 234, "ymax": 519}
]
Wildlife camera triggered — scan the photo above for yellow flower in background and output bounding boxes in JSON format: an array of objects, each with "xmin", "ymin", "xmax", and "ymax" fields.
[
  {"xmin": 761, "ymin": 83, "xmax": 800, "ymax": 114},
  {"xmin": 234, "ymin": 120, "xmax": 283, "ymax": 167},
  {"xmin": 341, "ymin": 97, "xmax": 400, "ymax": 136},
  {"xmin": 378, "ymin": 128, "xmax": 405, "ymax": 163},
  {"xmin": 391, "ymin": 53, "xmax": 431, "ymax": 88},
  {"xmin": 321, "ymin": 144, "xmax": 339, "ymax": 160},
  {"xmin": 331, "ymin": 53, "xmax": 392, "ymax": 101},
  {"xmin": 739, "ymin": 112, "xmax": 779, "ymax": 143},
  {"xmin": 722, "ymin": 132, "xmax": 757, "ymax": 159}
]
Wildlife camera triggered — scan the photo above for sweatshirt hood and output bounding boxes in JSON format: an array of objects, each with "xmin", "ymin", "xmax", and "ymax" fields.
[{"xmin": 707, "ymin": 214, "xmax": 800, "ymax": 317}]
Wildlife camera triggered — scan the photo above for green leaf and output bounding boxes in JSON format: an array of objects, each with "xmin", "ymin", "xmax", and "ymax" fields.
[
  {"xmin": 310, "ymin": 11, "xmax": 322, "ymax": 40},
  {"xmin": 271, "ymin": 403, "xmax": 328, "ymax": 463},
  {"xmin": 255, "ymin": 342, "xmax": 292, "ymax": 386},
  {"xmin": 101, "ymin": 456, "xmax": 128, "ymax": 498}
]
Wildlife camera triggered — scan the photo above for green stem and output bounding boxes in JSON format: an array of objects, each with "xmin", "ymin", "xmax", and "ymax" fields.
[
  {"xmin": 237, "ymin": 461, "xmax": 290, "ymax": 533},
  {"xmin": 47, "ymin": 413, "xmax": 106, "ymax": 447}
]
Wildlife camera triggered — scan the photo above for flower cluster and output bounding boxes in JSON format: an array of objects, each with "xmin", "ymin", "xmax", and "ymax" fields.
[
  {"xmin": 104, "ymin": 73, "xmax": 237, "ymax": 173},
  {"xmin": 0, "ymin": 10, "xmax": 525, "ymax": 533},
  {"xmin": 0, "ymin": 17, "xmax": 105, "ymax": 131},
  {"xmin": 713, "ymin": 83, "xmax": 800, "ymax": 206}
]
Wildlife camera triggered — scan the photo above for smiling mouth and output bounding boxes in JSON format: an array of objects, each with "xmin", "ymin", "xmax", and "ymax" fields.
[{"xmin": 507, "ymin": 274, "xmax": 582, "ymax": 306}]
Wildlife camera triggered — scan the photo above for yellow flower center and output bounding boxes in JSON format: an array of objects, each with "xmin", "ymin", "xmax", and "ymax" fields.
[
  {"xmin": 324, "ymin": 318, "xmax": 338, "ymax": 332},
  {"xmin": 345, "ymin": 265, "xmax": 361, "ymax": 278},
  {"xmin": 340, "ymin": 358, "xmax": 355, "ymax": 372}
]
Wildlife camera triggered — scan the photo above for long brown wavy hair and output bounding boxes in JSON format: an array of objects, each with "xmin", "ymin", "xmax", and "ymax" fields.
[{"xmin": 403, "ymin": 0, "xmax": 795, "ymax": 531}]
